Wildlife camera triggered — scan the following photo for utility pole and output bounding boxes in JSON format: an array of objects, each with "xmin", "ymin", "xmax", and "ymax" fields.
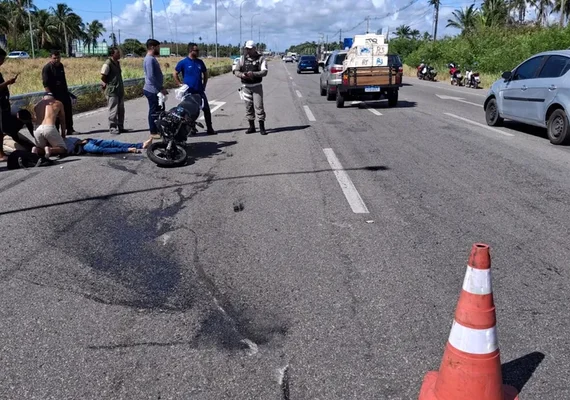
[
  {"xmin": 215, "ymin": 0, "xmax": 218, "ymax": 58},
  {"xmin": 174, "ymin": 22, "xmax": 178, "ymax": 55},
  {"xmin": 366, "ymin": 16, "xmax": 370, "ymax": 33},
  {"xmin": 150, "ymin": 0, "xmax": 155, "ymax": 39},
  {"xmin": 339, "ymin": 29, "xmax": 342, "ymax": 48},
  {"xmin": 110, "ymin": 0, "xmax": 115, "ymax": 44},
  {"xmin": 27, "ymin": 0, "xmax": 35, "ymax": 58},
  {"xmin": 433, "ymin": 0, "xmax": 439, "ymax": 41},
  {"xmin": 239, "ymin": 0, "xmax": 246, "ymax": 53}
]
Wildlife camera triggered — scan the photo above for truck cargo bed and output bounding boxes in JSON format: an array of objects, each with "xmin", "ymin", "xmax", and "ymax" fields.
[{"xmin": 343, "ymin": 66, "xmax": 400, "ymax": 87}]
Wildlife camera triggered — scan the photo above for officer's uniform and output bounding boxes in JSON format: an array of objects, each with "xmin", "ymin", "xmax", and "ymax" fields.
[{"xmin": 235, "ymin": 41, "xmax": 268, "ymax": 135}]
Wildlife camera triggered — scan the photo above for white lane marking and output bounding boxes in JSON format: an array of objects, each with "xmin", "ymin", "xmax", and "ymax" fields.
[
  {"xmin": 323, "ymin": 148, "xmax": 370, "ymax": 214},
  {"xmin": 365, "ymin": 106, "xmax": 382, "ymax": 116},
  {"xmin": 199, "ymin": 100, "xmax": 226, "ymax": 120},
  {"xmin": 436, "ymin": 94, "xmax": 483, "ymax": 108},
  {"xmin": 445, "ymin": 113, "xmax": 514, "ymax": 137},
  {"xmin": 296, "ymin": 90, "xmax": 303, "ymax": 98},
  {"xmin": 303, "ymin": 105, "xmax": 316, "ymax": 121},
  {"xmin": 289, "ymin": 76, "xmax": 293, "ymax": 80},
  {"xmin": 448, "ymin": 320, "xmax": 498, "ymax": 354}
]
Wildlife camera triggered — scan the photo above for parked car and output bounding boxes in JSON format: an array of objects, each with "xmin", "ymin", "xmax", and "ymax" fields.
[
  {"xmin": 297, "ymin": 55, "xmax": 319, "ymax": 74},
  {"xmin": 319, "ymin": 50, "xmax": 348, "ymax": 100},
  {"xmin": 484, "ymin": 50, "xmax": 570, "ymax": 145},
  {"xmin": 283, "ymin": 56, "xmax": 293, "ymax": 63},
  {"xmin": 7, "ymin": 51, "xmax": 30, "ymax": 59}
]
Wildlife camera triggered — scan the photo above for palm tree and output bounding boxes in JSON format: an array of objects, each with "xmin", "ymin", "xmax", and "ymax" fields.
[
  {"xmin": 446, "ymin": 4, "xmax": 480, "ymax": 34},
  {"xmin": 393, "ymin": 24, "xmax": 412, "ymax": 39},
  {"xmin": 532, "ymin": 0, "xmax": 554, "ymax": 25},
  {"xmin": 509, "ymin": 0, "xmax": 529, "ymax": 23},
  {"xmin": 33, "ymin": 9, "xmax": 57, "ymax": 48},
  {"xmin": 411, "ymin": 29, "xmax": 421, "ymax": 39},
  {"xmin": 428, "ymin": 0, "xmax": 441, "ymax": 40},
  {"xmin": 85, "ymin": 19, "xmax": 105, "ymax": 54},
  {"xmin": 51, "ymin": 3, "xmax": 73, "ymax": 55},
  {"xmin": 552, "ymin": 0, "xmax": 570, "ymax": 24},
  {"xmin": 478, "ymin": 0, "xmax": 511, "ymax": 27}
]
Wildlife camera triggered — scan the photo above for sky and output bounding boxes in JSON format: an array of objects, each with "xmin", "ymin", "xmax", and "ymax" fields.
[{"xmin": 32, "ymin": 0, "xmax": 548, "ymax": 52}]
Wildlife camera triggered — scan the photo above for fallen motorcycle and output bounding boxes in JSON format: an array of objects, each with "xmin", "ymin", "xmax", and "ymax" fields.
[{"xmin": 147, "ymin": 93, "xmax": 204, "ymax": 167}]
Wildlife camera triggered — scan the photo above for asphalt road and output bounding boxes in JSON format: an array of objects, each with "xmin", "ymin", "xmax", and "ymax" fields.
[{"xmin": 0, "ymin": 60, "xmax": 567, "ymax": 399}]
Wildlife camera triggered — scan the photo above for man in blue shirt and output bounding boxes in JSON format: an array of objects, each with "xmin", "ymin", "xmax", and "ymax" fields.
[{"xmin": 173, "ymin": 43, "xmax": 216, "ymax": 135}]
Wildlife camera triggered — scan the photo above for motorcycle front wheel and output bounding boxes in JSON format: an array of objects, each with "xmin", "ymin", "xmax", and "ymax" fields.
[{"xmin": 147, "ymin": 141, "xmax": 188, "ymax": 167}]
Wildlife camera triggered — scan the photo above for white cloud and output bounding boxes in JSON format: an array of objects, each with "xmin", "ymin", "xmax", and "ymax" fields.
[{"xmin": 101, "ymin": 0, "xmax": 481, "ymax": 51}]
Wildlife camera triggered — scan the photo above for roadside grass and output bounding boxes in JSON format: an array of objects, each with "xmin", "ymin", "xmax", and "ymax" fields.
[{"xmin": 2, "ymin": 56, "xmax": 232, "ymax": 95}]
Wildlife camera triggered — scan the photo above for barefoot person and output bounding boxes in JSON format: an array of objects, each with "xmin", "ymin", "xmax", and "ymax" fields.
[{"xmin": 31, "ymin": 93, "xmax": 68, "ymax": 158}]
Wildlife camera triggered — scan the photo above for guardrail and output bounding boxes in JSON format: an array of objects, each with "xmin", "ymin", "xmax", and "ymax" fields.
[{"xmin": 9, "ymin": 65, "xmax": 232, "ymax": 110}]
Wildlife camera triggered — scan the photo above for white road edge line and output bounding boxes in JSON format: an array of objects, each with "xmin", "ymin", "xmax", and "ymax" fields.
[
  {"xmin": 323, "ymin": 148, "xmax": 370, "ymax": 214},
  {"xmin": 445, "ymin": 113, "xmax": 515, "ymax": 137},
  {"xmin": 304, "ymin": 105, "xmax": 316, "ymax": 121},
  {"xmin": 296, "ymin": 90, "xmax": 303, "ymax": 98}
]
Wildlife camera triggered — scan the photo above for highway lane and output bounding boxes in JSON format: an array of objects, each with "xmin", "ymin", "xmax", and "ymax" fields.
[
  {"xmin": 285, "ymin": 60, "xmax": 570, "ymax": 399},
  {"xmin": 0, "ymin": 58, "xmax": 567, "ymax": 399}
]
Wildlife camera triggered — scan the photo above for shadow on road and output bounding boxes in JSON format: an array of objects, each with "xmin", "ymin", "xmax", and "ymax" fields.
[
  {"xmin": 0, "ymin": 165, "xmax": 390, "ymax": 216},
  {"xmin": 502, "ymin": 351, "xmax": 545, "ymax": 393},
  {"xmin": 357, "ymin": 100, "xmax": 418, "ymax": 109},
  {"xmin": 267, "ymin": 125, "xmax": 310, "ymax": 134}
]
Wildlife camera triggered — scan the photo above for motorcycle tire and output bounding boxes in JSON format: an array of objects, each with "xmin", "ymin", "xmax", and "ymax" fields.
[{"xmin": 147, "ymin": 141, "xmax": 188, "ymax": 167}]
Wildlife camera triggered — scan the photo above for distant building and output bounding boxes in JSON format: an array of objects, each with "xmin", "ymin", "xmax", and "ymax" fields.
[{"xmin": 71, "ymin": 39, "xmax": 109, "ymax": 57}]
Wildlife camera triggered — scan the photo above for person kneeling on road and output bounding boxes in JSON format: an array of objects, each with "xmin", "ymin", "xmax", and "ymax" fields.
[
  {"xmin": 31, "ymin": 93, "xmax": 68, "ymax": 159},
  {"xmin": 66, "ymin": 137, "xmax": 153, "ymax": 155},
  {"xmin": 234, "ymin": 40, "xmax": 268, "ymax": 135}
]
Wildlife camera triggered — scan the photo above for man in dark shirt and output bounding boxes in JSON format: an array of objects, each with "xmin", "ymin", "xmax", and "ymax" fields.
[
  {"xmin": 2, "ymin": 109, "xmax": 35, "ymax": 152},
  {"xmin": 0, "ymin": 48, "xmax": 19, "ymax": 161},
  {"xmin": 42, "ymin": 50, "xmax": 76, "ymax": 135},
  {"xmin": 173, "ymin": 43, "xmax": 216, "ymax": 135}
]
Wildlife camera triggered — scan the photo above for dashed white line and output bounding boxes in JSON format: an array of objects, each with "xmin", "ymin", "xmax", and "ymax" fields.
[
  {"xmin": 366, "ymin": 106, "xmax": 382, "ymax": 116},
  {"xmin": 445, "ymin": 113, "xmax": 515, "ymax": 137},
  {"xmin": 289, "ymin": 76, "xmax": 293, "ymax": 80},
  {"xmin": 323, "ymin": 148, "xmax": 370, "ymax": 214},
  {"xmin": 295, "ymin": 90, "xmax": 303, "ymax": 98},
  {"xmin": 304, "ymin": 105, "xmax": 316, "ymax": 121}
]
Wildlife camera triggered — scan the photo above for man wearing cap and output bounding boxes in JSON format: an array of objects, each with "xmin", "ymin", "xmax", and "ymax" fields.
[{"xmin": 233, "ymin": 40, "xmax": 268, "ymax": 135}]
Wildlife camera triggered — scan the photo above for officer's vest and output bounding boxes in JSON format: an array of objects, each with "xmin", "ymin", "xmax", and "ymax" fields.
[{"xmin": 240, "ymin": 55, "xmax": 263, "ymax": 85}]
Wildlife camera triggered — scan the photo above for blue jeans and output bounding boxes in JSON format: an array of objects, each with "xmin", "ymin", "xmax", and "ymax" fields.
[
  {"xmin": 186, "ymin": 90, "xmax": 213, "ymax": 130},
  {"xmin": 84, "ymin": 139, "xmax": 143, "ymax": 154},
  {"xmin": 144, "ymin": 89, "xmax": 159, "ymax": 133}
]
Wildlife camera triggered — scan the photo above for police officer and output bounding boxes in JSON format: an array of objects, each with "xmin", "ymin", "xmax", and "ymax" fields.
[{"xmin": 234, "ymin": 40, "xmax": 268, "ymax": 135}]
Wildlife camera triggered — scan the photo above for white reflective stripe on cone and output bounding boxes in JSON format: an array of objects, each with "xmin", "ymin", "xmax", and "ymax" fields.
[
  {"xmin": 448, "ymin": 320, "xmax": 499, "ymax": 354},
  {"xmin": 462, "ymin": 266, "xmax": 492, "ymax": 295}
]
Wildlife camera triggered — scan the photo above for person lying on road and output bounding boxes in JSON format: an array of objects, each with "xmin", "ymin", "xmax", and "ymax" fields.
[
  {"xmin": 31, "ymin": 93, "xmax": 68, "ymax": 159},
  {"xmin": 1, "ymin": 109, "xmax": 36, "ymax": 153},
  {"xmin": 65, "ymin": 137, "xmax": 153, "ymax": 155}
]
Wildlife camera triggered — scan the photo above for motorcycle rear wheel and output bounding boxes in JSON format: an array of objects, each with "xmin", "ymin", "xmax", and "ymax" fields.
[{"xmin": 147, "ymin": 141, "xmax": 188, "ymax": 167}]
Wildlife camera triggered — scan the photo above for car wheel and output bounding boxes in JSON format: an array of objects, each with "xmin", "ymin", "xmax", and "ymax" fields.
[
  {"xmin": 547, "ymin": 109, "xmax": 570, "ymax": 145},
  {"xmin": 326, "ymin": 85, "xmax": 335, "ymax": 101},
  {"xmin": 387, "ymin": 90, "xmax": 398, "ymax": 107},
  {"xmin": 485, "ymin": 98, "xmax": 503, "ymax": 127},
  {"xmin": 336, "ymin": 90, "xmax": 345, "ymax": 108}
]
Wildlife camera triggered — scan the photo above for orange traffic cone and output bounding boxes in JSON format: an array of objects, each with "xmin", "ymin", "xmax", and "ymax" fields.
[{"xmin": 418, "ymin": 243, "xmax": 519, "ymax": 400}]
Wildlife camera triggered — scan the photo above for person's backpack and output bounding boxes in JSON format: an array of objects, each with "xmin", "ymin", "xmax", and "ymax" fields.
[{"xmin": 6, "ymin": 151, "xmax": 53, "ymax": 170}]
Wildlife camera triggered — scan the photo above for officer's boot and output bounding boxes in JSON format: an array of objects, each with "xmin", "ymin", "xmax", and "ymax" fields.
[
  {"xmin": 246, "ymin": 119, "xmax": 256, "ymax": 134},
  {"xmin": 259, "ymin": 120, "xmax": 267, "ymax": 135}
]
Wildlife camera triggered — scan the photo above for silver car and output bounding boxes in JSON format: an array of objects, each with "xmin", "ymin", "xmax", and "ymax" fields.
[
  {"xmin": 484, "ymin": 50, "xmax": 570, "ymax": 144},
  {"xmin": 319, "ymin": 50, "xmax": 347, "ymax": 101}
]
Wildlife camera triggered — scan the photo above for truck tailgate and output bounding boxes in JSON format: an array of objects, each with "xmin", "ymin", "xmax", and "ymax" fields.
[{"xmin": 343, "ymin": 66, "xmax": 400, "ymax": 87}]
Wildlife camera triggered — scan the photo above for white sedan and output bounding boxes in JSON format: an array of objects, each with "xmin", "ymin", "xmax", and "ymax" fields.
[{"xmin": 7, "ymin": 51, "xmax": 30, "ymax": 59}]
